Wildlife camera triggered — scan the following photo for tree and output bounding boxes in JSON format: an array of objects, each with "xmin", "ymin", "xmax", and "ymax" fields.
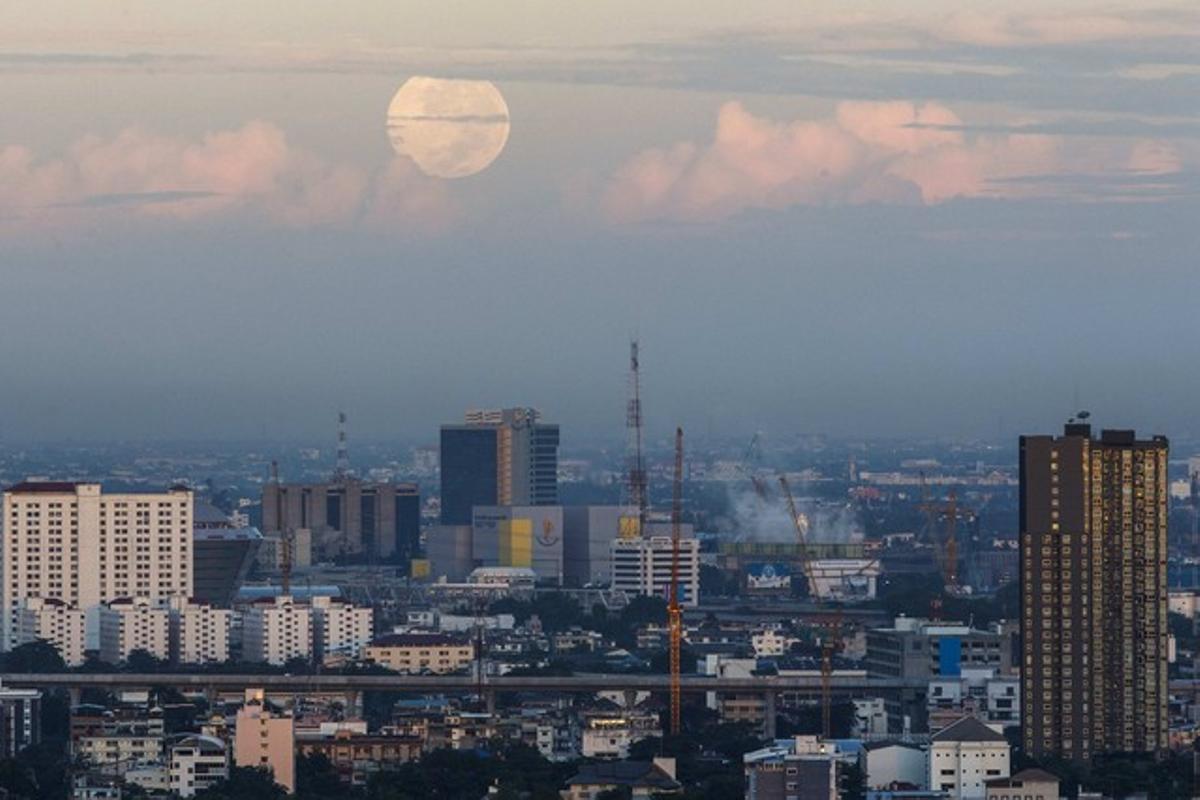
[
  {"xmin": 0, "ymin": 640, "xmax": 65, "ymax": 673},
  {"xmin": 296, "ymin": 752, "xmax": 349, "ymax": 800},
  {"xmin": 123, "ymin": 649, "xmax": 167, "ymax": 673},
  {"xmin": 194, "ymin": 766, "xmax": 289, "ymax": 800}
]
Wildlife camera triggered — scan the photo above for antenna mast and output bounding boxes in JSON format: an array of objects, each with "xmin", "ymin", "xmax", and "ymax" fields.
[
  {"xmin": 335, "ymin": 411, "xmax": 350, "ymax": 479},
  {"xmin": 626, "ymin": 341, "xmax": 648, "ymax": 532},
  {"xmin": 668, "ymin": 427, "xmax": 684, "ymax": 736}
]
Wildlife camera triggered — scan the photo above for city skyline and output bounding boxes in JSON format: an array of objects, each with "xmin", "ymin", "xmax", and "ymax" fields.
[{"xmin": 1, "ymin": 2, "xmax": 1199, "ymax": 441}]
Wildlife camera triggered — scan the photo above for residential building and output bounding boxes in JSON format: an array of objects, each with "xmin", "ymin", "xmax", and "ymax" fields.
[
  {"xmin": 169, "ymin": 598, "xmax": 231, "ymax": 665},
  {"xmin": 262, "ymin": 478, "xmax": 419, "ymax": 564},
  {"xmin": 928, "ymin": 717, "xmax": 1010, "ymax": 800},
  {"xmin": 94, "ymin": 597, "xmax": 171, "ymax": 663},
  {"xmin": 310, "ymin": 596, "xmax": 374, "ymax": 663},
  {"xmin": 984, "ymin": 769, "xmax": 1059, "ymax": 800},
  {"xmin": 438, "ymin": 407, "xmax": 559, "ymax": 525},
  {"xmin": 852, "ymin": 698, "xmax": 890, "ymax": 738},
  {"xmin": 13, "ymin": 596, "xmax": 87, "ymax": 666},
  {"xmin": 0, "ymin": 682, "xmax": 41, "ymax": 757},
  {"xmin": 928, "ymin": 669, "xmax": 1019, "ymax": 732},
  {"xmin": 610, "ymin": 534, "xmax": 700, "ymax": 607},
  {"xmin": 1, "ymin": 481, "xmax": 192, "ymax": 650},
  {"xmin": 1020, "ymin": 424, "xmax": 1169, "ymax": 761},
  {"xmin": 241, "ymin": 595, "xmax": 312, "ymax": 665},
  {"xmin": 743, "ymin": 737, "xmax": 840, "ymax": 800},
  {"xmin": 579, "ymin": 711, "xmax": 662, "ymax": 759},
  {"xmin": 295, "ymin": 728, "xmax": 422, "ymax": 785},
  {"xmin": 364, "ymin": 633, "xmax": 473, "ymax": 674},
  {"xmin": 562, "ymin": 758, "xmax": 681, "ymax": 800},
  {"xmin": 472, "ymin": 505, "xmax": 564, "ymax": 583},
  {"xmin": 234, "ymin": 691, "xmax": 295, "ymax": 793},
  {"xmin": 169, "ymin": 735, "xmax": 228, "ymax": 798}
]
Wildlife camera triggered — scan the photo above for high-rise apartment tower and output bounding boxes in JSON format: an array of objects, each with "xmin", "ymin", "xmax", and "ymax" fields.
[{"xmin": 1020, "ymin": 423, "xmax": 1168, "ymax": 762}]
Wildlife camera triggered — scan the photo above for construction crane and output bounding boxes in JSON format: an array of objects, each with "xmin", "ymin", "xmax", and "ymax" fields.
[
  {"xmin": 668, "ymin": 427, "xmax": 684, "ymax": 736},
  {"xmin": 778, "ymin": 475, "xmax": 878, "ymax": 738},
  {"xmin": 779, "ymin": 475, "xmax": 834, "ymax": 737},
  {"xmin": 739, "ymin": 432, "xmax": 770, "ymax": 501}
]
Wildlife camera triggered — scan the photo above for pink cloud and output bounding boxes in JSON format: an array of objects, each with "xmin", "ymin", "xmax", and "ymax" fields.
[
  {"xmin": 0, "ymin": 122, "xmax": 454, "ymax": 234},
  {"xmin": 602, "ymin": 100, "xmax": 1176, "ymax": 223}
]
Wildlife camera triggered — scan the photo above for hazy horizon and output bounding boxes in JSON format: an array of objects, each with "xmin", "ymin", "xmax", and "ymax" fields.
[{"xmin": 3, "ymin": 2, "xmax": 1199, "ymax": 442}]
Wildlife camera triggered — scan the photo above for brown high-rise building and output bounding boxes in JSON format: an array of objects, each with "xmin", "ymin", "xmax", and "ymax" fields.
[{"xmin": 1020, "ymin": 423, "xmax": 1168, "ymax": 763}]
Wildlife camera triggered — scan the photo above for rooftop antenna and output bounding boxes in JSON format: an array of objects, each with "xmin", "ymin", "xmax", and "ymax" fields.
[{"xmin": 334, "ymin": 411, "xmax": 350, "ymax": 479}]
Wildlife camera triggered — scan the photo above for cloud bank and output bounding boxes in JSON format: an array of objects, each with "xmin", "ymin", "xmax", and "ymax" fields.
[
  {"xmin": 0, "ymin": 121, "xmax": 455, "ymax": 235},
  {"xmin": 602, "ymin": 100, "xmax": 1185, "ymax": 222}
]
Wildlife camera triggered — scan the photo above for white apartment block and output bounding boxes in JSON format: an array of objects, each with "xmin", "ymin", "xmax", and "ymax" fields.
[
  {"xmin": 13, "ymin": 596, "xmax": 87, "ymax": 666},
  {"xmin": 1, "ymin": 481, "xmax": 192, "ymax": 650},
  {"xmin": 610, "ymin": 535, "xmax": 700, "ymax": 607},
  {"xmin": 310, "ymin": 596, "xmax": 373, "ymax": 663},
  {"xmin": 241, "ymin": 595, "xmax": 312, "ymax": 665},
  {"xmin": 94, "ymin": 597, "xmax": 171, "ymax": 663},
  {"xmin": 169, "ymin": 598, "xmax": 232, "ymax": 665},
  {"xmin": 169, "ymin": 734, "xmax": 229, "ymax": 798}
]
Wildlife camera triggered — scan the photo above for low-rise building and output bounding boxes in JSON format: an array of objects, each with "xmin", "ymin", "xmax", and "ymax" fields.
[
  {"xmin": 562, "ymin": 758, "xmax": 681, "ymax": 799},
  {"xmin": 234, "ymin": 690, "xmax": 295, "ymax": 793},
  {"xmin": 928, "ymin": 669, "xmax": 1019, "ymax": 733},
  {"xmin": 862, "ymin": 742, "xmax": 927, "ymax": 790},
  {"xmin": 295, "ymin": 728, "xmax": 422, "ymax": 785},
  {"xmin": 169, "ymin": 734, "xmax": 229, "ymax": 798},
  {"xmin": 744, "ymin": 737, "xmax": 841, "ymax": 800},
  {"xmin": 984, "ymin": 768, "xmax": 1059, "ymax": 800},
  {"xmin": 580, "ymin": 711, "xmax": 662, "ymax": 759},
  {"xmin": 364, "ymin": 633, "xmax": 474, "ymax": 674},
  {"xmin": 928, "ymin": 717, "xmax": 1010, "ymax": 800},
  {"xmin": 0, "ymin": 682, "xmax": 41, "ymax": 757}
]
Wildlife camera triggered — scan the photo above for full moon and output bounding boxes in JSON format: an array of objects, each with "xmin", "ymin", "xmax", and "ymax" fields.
[{"xmin": 386, "ymin": 77, "xmax": 511, "ymax": 179}]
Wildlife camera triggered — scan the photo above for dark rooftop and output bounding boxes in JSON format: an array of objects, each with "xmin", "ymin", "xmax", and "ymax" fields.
[
  {"xmin": 6, "ymin": 481, "xmax": 83, "ymax": 493},
  {"xmin": 566, "ymin": 761, "xmax": 680, "ymax": 790},
  {"xmin": 931, "ymin": 716, "xmax": 1007, "ymax": 743},
  {"xmin": 369, "ymin": 633, "xmax": 469, "ymax": 648}
]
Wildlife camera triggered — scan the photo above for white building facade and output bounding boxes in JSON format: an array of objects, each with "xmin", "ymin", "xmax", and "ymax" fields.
[
  {"xmin": 13, "ymin": 597, "xmax": 87, "ymax": 666},
  {"xmin": 610, "ymin": 535, "xmax": 700, "ymax": 607},
  {"xmin": 310, "ymin": 596, "xmax": 373, "ymax": 663},
  {"xmin": 1, "ymin": 481, "xmax": 192, "ymax": 653},
  {"xmin": 241, "ymin": 596, "xmax": 312, "ymax": 665},
  {"xmin": 94, "ymin": 597, "xmax": 171, "ymax": 663},
  {"xmin": 928, "ymin": 716, "xmax": 1011, "ymax": 800},
  {"xmin": 169, "ymin": 598, "xmax": 231, "ymax": 665}
]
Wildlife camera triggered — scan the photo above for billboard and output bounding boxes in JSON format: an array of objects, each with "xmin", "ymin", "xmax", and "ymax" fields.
[{"xmin": 746, "ymin": 562, "xmax": 792, "ymax": 591}]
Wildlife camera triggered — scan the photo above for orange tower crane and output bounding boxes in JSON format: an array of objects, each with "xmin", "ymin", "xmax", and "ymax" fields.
[{"xmin": 668, "ymin": 427, "xmax": 684, "ymax": 736}]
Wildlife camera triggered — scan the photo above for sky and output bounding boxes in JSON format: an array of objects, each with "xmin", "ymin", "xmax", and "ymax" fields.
[{"xmin": 2, "ymin": 2, "xmax": 1199, "ymax": 444}]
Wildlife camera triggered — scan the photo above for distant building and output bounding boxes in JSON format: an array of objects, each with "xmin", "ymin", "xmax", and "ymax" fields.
[
  {"xmin": 1020, "ymin": 424, "xmax": 1169, "ymax": 762},
  {"xmin": 743, "ymin": 737, "xmax": 839, "ymax": 800},
  {"xmin": 241, "ymin": 596, "xmax": 312, "ymax": 666},
  {"xmin": 192, "ymin": 501, "xmax": 262, "ymax": 608},
  {"xmin": 364, "ymin": 633, "xmax": 473, "ymax": 674},
  {"xmin": 169, "ymin": 734, "xmax": 228, "ymax": 798},
  {"xmin": 13, "ymin": 597, "xmax": 87, "ymax": 666},
  {"xmin": 309, "ymin": 596, "xmax": 374, "ymax": 663},
  {"xmin": 579, "ymin": 710, "xmax": 662, "ymax": 759},
  {"xmin": 439, "ymin": 408, "xmax": 559, "ymax": 525},
  {"xmin": 262, "ymin": 479, "xmax": 419, "ymax": 564},
  {"xmin": 168, "ymin": 598, "xmax": 232, "ymax": 665},
  {"xmin": 426, "ymin": 524, "xmax": 473, "ymax": 582},
  {"xmin": 562, "ymin": 758, "xmax": 681, "ymax": 799},
  {"xmin": 862, "ymin": 742, "xmax": 926, "ymax": 790},
  {"xmin": 1, "ymin": 481, "xmax": 193, "ymax": 651},
  {"xmin": 234, "ymin": 691, "xmax": 294, "ymax": 793},
  {"xmin": 984, "ymin": 768, "xmax": 1059, "ymax": 800},
  {"xmin": 472, "ymin": 505, "xmax": 564, "ymax": 583},
  {"xmin": 928, "ymin": 716, "xmax": 1010, "ymax": 800},
  {"xmin": 94, "ymin": 597, "xmax": 171, "ymax": 663},
  {"xmin": 295, "ymin": 728, "xmax": 422, "ymax": 785},
  {"xmin": 611, "ymin": 534, "xmax": 700, "ymax": 607},
  {"xmin": 0, "ymin": 682, "xmax": 41, "ymax": 758},
  {"xmin": 928, "ymin": 668, "xmax": 1019, "ymax": 733},
  {"xmin": 562, "ymin": 505, "xmax": 637, "ymax": 586}
]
